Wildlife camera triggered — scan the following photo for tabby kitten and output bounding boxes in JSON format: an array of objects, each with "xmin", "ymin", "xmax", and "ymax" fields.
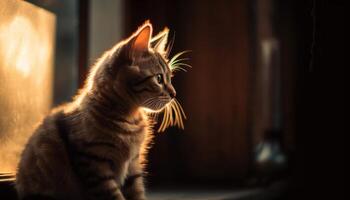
[{"xmin": 15, "ymin": 22, "xmax": 186, "ymax": 200}]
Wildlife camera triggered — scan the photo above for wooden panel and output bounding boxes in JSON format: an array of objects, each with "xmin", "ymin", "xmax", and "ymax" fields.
[{"xmin": 180, "ymin": 0, "xmax": 252, "ymax": 180}]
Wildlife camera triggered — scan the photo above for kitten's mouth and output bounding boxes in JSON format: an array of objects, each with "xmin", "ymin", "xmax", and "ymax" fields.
[
  {"xmin": 143, "ymin": 99, "xmax": 186, "ymax": 132},
  {"xmin": 142, "ymin": 99, "xmax": 170, "ymax": 113}
]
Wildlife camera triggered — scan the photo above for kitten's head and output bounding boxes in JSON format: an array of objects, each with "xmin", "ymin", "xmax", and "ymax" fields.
[
  {"xmin": 120, "ymin": 22, "xmax": 175, "ymax": 111},
  {"xmin": 89, "ymin": 21, "xmax": 188, "ymax": 131}
]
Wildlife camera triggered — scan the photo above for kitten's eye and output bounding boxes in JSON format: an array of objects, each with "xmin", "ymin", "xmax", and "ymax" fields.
[{"xmin": 156, "ymin": 74, "xmax": 163, "ymax": 84}]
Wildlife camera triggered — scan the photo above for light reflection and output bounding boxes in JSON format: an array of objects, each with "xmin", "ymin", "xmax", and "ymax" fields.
[{"xmin": 2, "ymin": 16, "xmax": 32, "ymax": 77}]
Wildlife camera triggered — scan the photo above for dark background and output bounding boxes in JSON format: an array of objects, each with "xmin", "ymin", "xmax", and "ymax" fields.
[{"xmin": 1, "ymin": 0, "xmax": 344, "ymax": 199}]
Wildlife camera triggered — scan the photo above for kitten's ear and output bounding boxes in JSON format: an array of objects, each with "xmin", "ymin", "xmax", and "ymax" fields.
[
  {"xmin": 131, "ymin": 22, "xmax": 152, "ymax": 53},
  {"xmin": 151, "ymin": 27, "xmax": 169, "ymax": 55}
]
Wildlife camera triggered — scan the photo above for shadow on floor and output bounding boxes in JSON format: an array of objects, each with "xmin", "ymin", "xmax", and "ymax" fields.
[{"xmin": 1, "ymin": 173, "xmax": 288, "ymax": 200}]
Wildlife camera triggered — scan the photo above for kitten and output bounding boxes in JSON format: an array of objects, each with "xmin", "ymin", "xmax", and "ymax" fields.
[{"xmin": 15, "ymin": 21, "xmax": 186, "ymax": 200}]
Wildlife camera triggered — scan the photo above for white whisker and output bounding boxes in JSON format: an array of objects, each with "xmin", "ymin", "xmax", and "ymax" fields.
[
  {"xmin": 168, "ymin": 50, "xmax": 191, "ymax": 73},
  {"xmin": 154, "ymin": 99, "xmax": 186, "ymax": 132}
]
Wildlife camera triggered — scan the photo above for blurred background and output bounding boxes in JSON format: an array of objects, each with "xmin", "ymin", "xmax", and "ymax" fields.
[{"xmin": 0, "ymin": 0, "xmax": 344, "ymax": 199}]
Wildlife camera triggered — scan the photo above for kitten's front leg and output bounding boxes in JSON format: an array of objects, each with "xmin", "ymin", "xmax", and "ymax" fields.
[
  {"xmin": 87, "ymin": 178, "xmax": 125, "ymax": 200},
  {"xmin": 122, "ymin": 157, "xmax": 146, "ymax": 200},
  {"xmin": 75, "ymin": 151, "xmax": 127, "ymax": 200}
]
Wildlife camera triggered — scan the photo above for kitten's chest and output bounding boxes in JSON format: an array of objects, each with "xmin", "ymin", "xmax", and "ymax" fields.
[{"xmin": 117, "ymin": 120, "xmax": 147, "ymax": 158}]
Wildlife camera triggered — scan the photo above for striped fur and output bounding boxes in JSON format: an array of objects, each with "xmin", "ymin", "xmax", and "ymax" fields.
[{"xmin": 15, "ymin": 22, "xmax": 178, "ymax": 200}]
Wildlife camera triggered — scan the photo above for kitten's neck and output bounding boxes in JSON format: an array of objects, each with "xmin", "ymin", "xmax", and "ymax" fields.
[{"xmin": 82, "ymin": 88, "xmax": 141, "ymax": 124}]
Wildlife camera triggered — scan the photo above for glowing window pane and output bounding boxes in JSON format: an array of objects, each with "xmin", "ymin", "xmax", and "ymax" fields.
[{"xmin": 0, "ymin": 0, "xmax": 56, "ymax": 172}]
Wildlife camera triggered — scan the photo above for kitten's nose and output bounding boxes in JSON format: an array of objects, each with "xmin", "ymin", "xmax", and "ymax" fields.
[
  {"xmin": 170, "ymin": 90, "xmax": 176, "ymax": 98},
  {"xmin": 167, "ymin": 85, "xmax": 176, "ymax": 98}
]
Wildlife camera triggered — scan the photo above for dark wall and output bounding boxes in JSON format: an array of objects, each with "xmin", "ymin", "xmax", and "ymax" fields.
[{"xmin": 291, "ymin": 0, "xmax": 345, "ymax": 199}]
